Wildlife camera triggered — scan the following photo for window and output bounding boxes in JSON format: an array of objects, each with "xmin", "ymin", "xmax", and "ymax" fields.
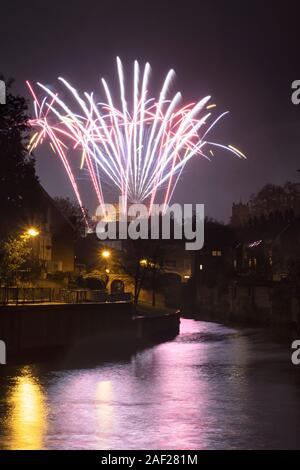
[{"xmin": 212, "ymin": 250, "xmax": 222, "ymax": 257}]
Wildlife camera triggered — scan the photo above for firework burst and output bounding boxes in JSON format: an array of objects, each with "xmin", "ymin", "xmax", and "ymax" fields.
[{"xmin": 27, "ymin": 57, "xmax": 246, "ymax": 219}]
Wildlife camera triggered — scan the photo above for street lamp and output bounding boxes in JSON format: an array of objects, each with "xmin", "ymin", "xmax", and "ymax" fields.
[
  {"xmin": 140, "ymin": 258, "xmax": 148, "ymax": 267},
  {"xmin": 101, "ymin": 249, "xmax": 111, "ymax": 259},
  {"xmin": 26, "ymin": 228, "xmax": 40, "ymax": 238},
  {"xmin": 101, "ymin": 250, "xmax": 111, "ymax": 277}
]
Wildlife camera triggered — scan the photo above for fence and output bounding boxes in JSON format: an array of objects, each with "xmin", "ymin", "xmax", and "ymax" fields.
[{"xmin": 0, "ymin": 287, "xmax": 132, "ymax": 305}]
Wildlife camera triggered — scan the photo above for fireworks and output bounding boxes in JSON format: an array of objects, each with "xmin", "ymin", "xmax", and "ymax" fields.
[{"xmin": 27, "ymin": 57, "xmax": 245, "ymax": 219}]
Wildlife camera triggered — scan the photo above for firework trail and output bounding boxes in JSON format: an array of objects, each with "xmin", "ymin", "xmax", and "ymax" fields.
[{"xmin": 27, "ymin": 58, "xmax": 246, "ymax": 219}]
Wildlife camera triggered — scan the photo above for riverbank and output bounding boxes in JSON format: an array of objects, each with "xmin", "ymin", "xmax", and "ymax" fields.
[
  {"xmin": 182, "ymin": 310, "xmax": 299, "ymax": 344},
  {"xmin": 0, "ymin": 300, "xmax": 180, "ymax": 363},
  {"xmin": 136, "ymin": 300, "xmax": 177, "ymax": 317},
  {"xmin": 188, "ymin": 280, "xmax": 300, "ymax": 338}
]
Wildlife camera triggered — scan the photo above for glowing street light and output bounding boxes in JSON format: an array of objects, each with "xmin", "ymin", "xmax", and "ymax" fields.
[
  {"xmin": 101, "ymin": 250, "xmax": 111, "ymax": 259},
  {"xmin": 26, "ymin": 228, "xmax": 40, "ymax": 238},
  {"xmin": 101, "ymin": 250, "xmax": 111, "ymax": 275},
  {"xmin": 140, "ymin": 259, "xmax": 148, "ymax": 267}
]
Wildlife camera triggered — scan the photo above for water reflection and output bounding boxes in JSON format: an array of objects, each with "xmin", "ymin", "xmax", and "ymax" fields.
[
  {"xmin": 46, "ymin": 374, "xmax": 116, "ymax": 449},
  {"xmin": 5, "ymin": 366, "xmax": 47, "ymax": 450},
  {"xmin": 0, "ymin": 319, "xmax": 299, "ymax": 449},
  {"xmin": 96, "ymin": 380, "xmax": 114, "ymax": 436}
]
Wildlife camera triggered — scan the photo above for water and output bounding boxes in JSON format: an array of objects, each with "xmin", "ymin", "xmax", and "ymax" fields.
[{"xmin": 0, "ymin": 318, "xmax": 300, "ymax": 450}]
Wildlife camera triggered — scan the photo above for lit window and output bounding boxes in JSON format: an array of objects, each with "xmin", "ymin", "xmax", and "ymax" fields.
[
  {"xmin": 212, "ymin": 250, "xmax": 222, "ymax": 257},
  {"xmin": 199, "ymin": 264, "xmax": 203, "ymax": 271}
]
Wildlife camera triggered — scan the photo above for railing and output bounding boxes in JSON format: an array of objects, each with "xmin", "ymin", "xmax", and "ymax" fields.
[
  {"xmin": 0, "ymin": 287, "xmax": 56, "ymax": 305},
  {"xmin": 0, "ymin": 287, "xmax": 132, "ymax": 305}
]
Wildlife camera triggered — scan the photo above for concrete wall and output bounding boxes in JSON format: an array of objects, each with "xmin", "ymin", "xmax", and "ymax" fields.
[
  {"xmin": 0, "ymin": 302, "xmax": 181, "ymax": 359},
  {"xmin": 0, "ymin": 302, "xmax": 132, "ymax": 355}
]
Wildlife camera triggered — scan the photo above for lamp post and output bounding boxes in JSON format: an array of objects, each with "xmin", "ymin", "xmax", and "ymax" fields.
[
  {"xmin": 15, "ymin": 227, "xmax": 40, "ymax": 286},
  {"xmin": 101, "ymin": 249, "xmax": 111, "ymax": 279},
  {"xmin": 139, "ymin": 258, "xmax": 158, "ymax": 307}
]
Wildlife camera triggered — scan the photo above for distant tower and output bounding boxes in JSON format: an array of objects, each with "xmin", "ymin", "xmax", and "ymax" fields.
[{"xmin": 231, "ymin": 201, "xmax": 250, "ymax": 227}]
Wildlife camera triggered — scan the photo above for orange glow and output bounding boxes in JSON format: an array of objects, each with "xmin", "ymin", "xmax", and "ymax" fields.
[
  {"xmin": 140, "ymin": 258, "xmax": 148, "ymax": 267},
  {"xmin": 6, "ymin": 367, "xmax": 47, "ymax": 450},
  {"xmin": 26, "ymin": 228, "xmax": 40, "ymax": 238}
]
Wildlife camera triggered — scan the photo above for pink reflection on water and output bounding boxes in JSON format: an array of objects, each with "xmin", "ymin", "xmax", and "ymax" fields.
[{"xmin": 45, "ymin": 319, "xmax": 217, "ymax": 449}]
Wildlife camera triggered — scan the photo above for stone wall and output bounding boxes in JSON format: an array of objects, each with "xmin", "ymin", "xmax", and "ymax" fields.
[{"xmin": 194, "ymin": 281, "xmax": 300, "ymax": 329}]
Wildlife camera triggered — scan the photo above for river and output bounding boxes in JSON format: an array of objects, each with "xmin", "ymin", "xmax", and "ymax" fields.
[{"xmin": 0, "ymin": 318, "xmax": 299, "ymax": 450}]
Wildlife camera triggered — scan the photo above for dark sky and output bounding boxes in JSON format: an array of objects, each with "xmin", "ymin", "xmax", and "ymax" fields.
[{"xmin": 2, "ymin": 0, "xmax": 300, "ymax": 221}]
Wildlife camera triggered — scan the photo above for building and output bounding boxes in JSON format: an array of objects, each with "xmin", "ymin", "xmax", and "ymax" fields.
[
  {"xmin": 232, "ymin": 217, "xmax": 300, "ymax": 282},
  {"xmin": 28, "ymin": 185, "xmax": 76, "ymax": 273},
  {"xmin": 161, "ymin": 240, "xmax": 192, "ymax": 281},
  {"xmin": 231, "ymin": 183, "xmax": 300, "ymax": 227},
  {"xmin": 231, "ymin": 202, "xmax": 250, "ymax": 227}
]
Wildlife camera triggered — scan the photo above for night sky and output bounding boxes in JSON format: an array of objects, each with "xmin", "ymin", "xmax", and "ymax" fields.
[{"xmin": 2, "ymin": 0, "xmax": 300, "ymax": 221}]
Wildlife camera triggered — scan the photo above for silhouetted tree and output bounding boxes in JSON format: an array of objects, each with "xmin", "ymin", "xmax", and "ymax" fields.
[
  {"xmin": 0, "ymin": 78, "xmax": 38, "ymax": 234},
  {"xmin": 120, "ymin": 238, "xmax": 167, "ymax": 311},
  {"xmin": 250, "ymin": 182, "xmax": 300, "ymax": 217},
  {"xmin": 54, "ymin": 197, "xmax": 90, "ymax": 238}
]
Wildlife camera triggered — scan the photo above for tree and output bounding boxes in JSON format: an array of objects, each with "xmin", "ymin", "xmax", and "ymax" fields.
[
  {"xmin": 0, "ymin": 234, "xmax": 33, "ymax": 285},
  {"xmin": 250, "ymin": 182, "xmax": 300, "ymax": 217},
  {"xmin": 0, "ymin": 78, "xmax": 38, "ymax": 234},
  {"xmin": 120, "ymin": 238, "xmax": 167, "ymax": 310},
  {"xmin": 54, "ymin": 197, "xmax": 90, "ymax": 238}
]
